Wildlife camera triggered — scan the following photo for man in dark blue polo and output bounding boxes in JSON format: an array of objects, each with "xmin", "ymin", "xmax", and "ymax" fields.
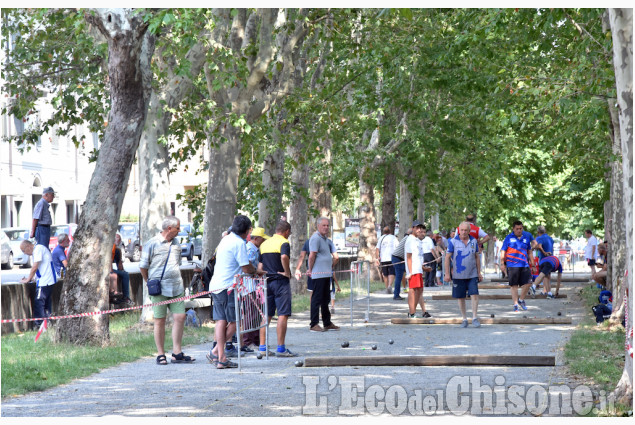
[
  {"xmin": 258, "ymin": 220, "xmax": 297, "ymax": 357},
  {"xmin": 500, "ymin": 221, "xmax": 535, "ymax": 312},
  {"xmin": 30, "ymin": 187, "xmax": 55, "ymax": 247}
]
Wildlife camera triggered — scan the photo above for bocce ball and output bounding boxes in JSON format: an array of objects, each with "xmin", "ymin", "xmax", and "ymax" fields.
[{"xmin": 341, "ymin": 341, "xmax": 349, "ymax": 348}]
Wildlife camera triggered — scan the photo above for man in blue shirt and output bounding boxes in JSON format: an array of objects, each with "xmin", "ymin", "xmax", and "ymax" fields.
[
  {"xmin": 500, "ymin": 221, "xmax": 535, "ymax": 312},
  {"xmin": 532, "ymin": 255, "xmax": 563, "ymax": 299},
  {"xmin": 444, "ymin": 222, "xmax": 483, "ymax": 327},
  {"xmin": 533, "ymin": 226, "xmax": 554, "ymax": 260},
  {"xmin": 51, "ymin": 233, "xmax": 70, "ymax": 278}
]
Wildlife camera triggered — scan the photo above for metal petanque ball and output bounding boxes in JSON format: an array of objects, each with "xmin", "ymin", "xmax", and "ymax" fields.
[
  {"xmin": 523, "ymin": 315, "xmax": 527, "ymax": 319},
  {"xmin": 388, "ymin": 339, "xmax": 394, "ymax": 345},
  {"xmin": 295, "ymin": 360, "xmax": 304, "ymax": 367},
  {"xmin": 256, "ymin": 352, "xmax": 263, "ymax": 359},
  {"xmin": 490, "ymin": 314, "xmax": 495, "ymax": 318},
  {"xmin": 371, "ymin": 344, "xmax": 377, "ymax": 350},
  {"xmin": 557, "ymin": 312, "xmax": 562, "ymax": 316},
  {"xmin": 341, "ymin": 341, "xmax": 349, "ymax": 348}
]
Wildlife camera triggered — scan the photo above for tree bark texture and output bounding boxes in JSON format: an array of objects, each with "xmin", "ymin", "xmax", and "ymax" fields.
[
  {"xmin": 607, "ymin": 100, "xmax": 626, "ymax": 323},
  {"xmin": 608, "ymin": 7, "xmax": 633, "ymax": 406},
  {"xmin": 56, "ymin": 9, "xmax": 151, "ymax": 345},
  {"xmin": 399, "ymin": 180, "xmax": 414, "ymax": 238},
  {"xmin": 307, "ymin": 138, "xmax": 333, "ymax": 234},
  {"xmin": 288, "ymin": 141, "xmax": 310, "ymax": 295},
  {"xmin": 380, "ymin": 168, "xmax": 396, "ymax": 233},
  {"xmin": 202, "ymin": 124, "xmax": 242, "ymax": 261},
  {"xmin": 358, "ymin": 171, "xmax": 379, "ymax": 280},
  {"xmin": 259, "ymin": 145, "xmax": 285, "ymax": 236},
  {"xmin": 417, "ymin": 176, "xmax": 427, "ymax": 224}
]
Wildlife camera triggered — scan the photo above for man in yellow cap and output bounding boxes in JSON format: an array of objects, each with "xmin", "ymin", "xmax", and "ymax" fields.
[{"xmin": 242, "ymin": 226, "xmax": 270, "ymax": 351}]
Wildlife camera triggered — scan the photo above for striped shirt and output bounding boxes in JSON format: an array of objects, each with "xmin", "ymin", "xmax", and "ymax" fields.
[
  {"xmin": 501, "ymin": 231, "xmax": 534, "ymax": 268},
  {"xmin": 139, "ymin": 234, "xmax": 183, "ymax": 297},
  {"xmin": 33, "ymin": 198, "xmax": 52, "ymax": 225},
  {"xmin": 392, "ymin": 235, "xmax": 408, "ymax": 260}
]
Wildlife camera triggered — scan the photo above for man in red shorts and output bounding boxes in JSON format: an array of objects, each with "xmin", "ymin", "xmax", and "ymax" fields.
[{"xmin": 405, "ymin": 221, "xmax": 432, "ymax": 318}]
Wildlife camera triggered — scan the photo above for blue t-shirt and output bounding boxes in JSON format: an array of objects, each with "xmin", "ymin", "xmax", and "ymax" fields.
[
  {"xmin": 539, "ymin": 256, "xmax": 563, "ymax": 273},
  {"xmin": 501, "ymin": 231, "xmax": 534, "ymax": 268},
  {"xmin": 535, "ymin": 234, "xmax": 554, "ymax": 260},
  {"xmin": 51, "ymin": 245, "xmax": 67, "ymax": 276},
  {"xmin": 447, "ymin": 236, "xmax": 479, "ymax": 279}
]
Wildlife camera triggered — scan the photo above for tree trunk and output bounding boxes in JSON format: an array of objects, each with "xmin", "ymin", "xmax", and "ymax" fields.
[
  {"xmin": 417, "ymin": 176, "xmax": 427, "ymax": 223},
  {"xmin": 309, "ymin": 139, "xmax": 332, "ymax": 234},
  {"xmin": 380, "ymin": 167, "xmax": 397, "ymax": 233},
  {"xmin": 608, "ymin": 100, "xmax": 627, "ymax": 323},
  {"xmin": 399, "ymin": 180, "xmax": 414, "ymax": 238},
  {"xmin": 202, "ymin": 123, "xmax": 242, "ymax": 263},
  {"xmin": 56, "ymin": 10, "xmax": 151, "ymax": 345},
  {"xmin": 288, "ymin": 141, "xmax": 309, "ymax": 295},
  {"xmin": 259, "ymin": 146, "xmax": 285, "ymax": 235},
  {"xmin": 138, "ymin": 91, "xmax": 171, "ymax": 323},
  {"xmin": 137, "ymin": 33, "xmax": 209, "ymax": 322},
  {"xmin": 358, "ymin": 174, "xmax": 379, "ymax": 280},
  {"xmin": 608, "ymin": 7, "xmax": 633, "ymax": 407}
]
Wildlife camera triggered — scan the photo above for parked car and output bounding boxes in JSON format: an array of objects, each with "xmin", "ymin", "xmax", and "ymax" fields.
[
  {"xmin": 1, "ymin": 230, "xmax": 13, "ymax": 270},
  {"xmin": 1, "ymin": 227, "xmax": 32, "ymax": 268},
  {"xmin": 49, "ymin": 224, "xmax": 78, "ymax": 252},
  {"xmin": 118, "ymin": 222, "xmax": 141, "ymax": 262},
  {"xmin": 178, "ymin": 223, "xmax": 202, "ymax": 261}
]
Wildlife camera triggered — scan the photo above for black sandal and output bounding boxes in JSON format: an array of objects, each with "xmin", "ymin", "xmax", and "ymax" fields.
[
  {"xmin": 171, "ymin": 352, "xmax": 195, "ymax": 363},
  {"xmin": 156, "ymin": 354, "xmax": 168, "ymax": 365}
]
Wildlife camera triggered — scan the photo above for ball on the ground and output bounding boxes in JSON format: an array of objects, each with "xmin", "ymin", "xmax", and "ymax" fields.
[
  {"xmin": 295, "ymin": 360, "xmax": 303, "ymax": 367},
  {"xmin": 490, "ymin": 314, "xmax": 495, "ymax": 318},
  {"xmin": 523, "ymin": 315, "xmax": 527, "ymax": 319},
  {"xmin": 371, "ymin": 344, "xmax": 377, "ymax": 350},
  {"xmin": 557, "ymin": 312, "xmax": 562, "ymax": 316},
  {"xmin": 256, "ymin": 352, "xmax": 263, "ymax": 359},
  {"xmin": 388, "ymin": 339, "xmax": 394, "ymax": 345},
  {"xmin": 341, "ymin": 341, "xmax": 349, "ymax": 348}
]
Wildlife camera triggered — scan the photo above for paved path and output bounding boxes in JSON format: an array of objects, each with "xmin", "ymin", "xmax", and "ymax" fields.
[{"xmin": 1, "ymin": 274, "xmax": 593, "ymax": 417}]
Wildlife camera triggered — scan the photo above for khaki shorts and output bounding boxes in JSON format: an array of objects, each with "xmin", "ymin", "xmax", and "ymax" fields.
[{"xmin": 150, "ymin": 292, "xmax": 186, "ymax": 319}]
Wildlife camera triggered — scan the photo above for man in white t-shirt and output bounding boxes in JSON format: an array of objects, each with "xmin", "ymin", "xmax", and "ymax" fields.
[
  {"xmin": 375, "ymin": 226, "xmax": 397, "ymax": 294},
  {"xmin": 584, "ymin": 229, "xmax": 600, "ymax": 276},
  {"xmin": 20, "ymin": 240, "xmax": 57, "ymax": 327},
  {"xmin": 207, "ymin": 215, "xmax": 264, "ymax": 369},
  {"xmin": 405, "ymin": 221, "xmax": 432, "ymax": 318}
]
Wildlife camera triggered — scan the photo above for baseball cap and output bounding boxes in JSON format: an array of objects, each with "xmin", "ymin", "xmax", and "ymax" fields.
[
  {"xmin": 251, "ymin": 227, "xmax": 270, "ymax": 239},
  {"xmin": 43, "ymin": 187, "xmax": 55, "ymax": 195},
  {"xmin": 412, "ymin": 220, "xmax": 424, "ymax": 228}
]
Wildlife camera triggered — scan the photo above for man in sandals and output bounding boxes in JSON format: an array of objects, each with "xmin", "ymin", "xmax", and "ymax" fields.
[
  {"xmin": 207, "ymin": 215, "xmax": 264, "ymax": 369},
  {"xmin": 140, "ymin": 216, "xmax": 195, "ymax": 366}
]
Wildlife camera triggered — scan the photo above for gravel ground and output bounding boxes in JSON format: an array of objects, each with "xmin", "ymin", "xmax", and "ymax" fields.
[{"xmin": 1, "ymin": 273, "xmax": 594, "ymax": 417}]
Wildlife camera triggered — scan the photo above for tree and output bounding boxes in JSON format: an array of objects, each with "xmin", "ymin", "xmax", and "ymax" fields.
[
  {"xmin": 55, "ymin": 9, "xmax": 153, "ymax": 344},
  {"xmin": 608, "ymin": 6, "xmax": 633, "ymax": 407}
]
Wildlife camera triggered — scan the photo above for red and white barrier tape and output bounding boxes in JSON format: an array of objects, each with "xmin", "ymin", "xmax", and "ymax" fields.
[{"xmin": 0, "ymin": 289, "xmax": 213, "ymax": 324}]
